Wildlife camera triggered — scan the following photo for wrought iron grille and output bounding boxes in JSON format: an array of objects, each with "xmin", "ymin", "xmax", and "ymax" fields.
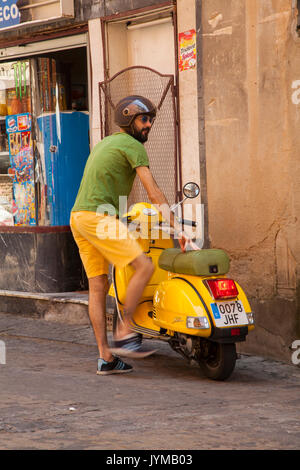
[{"xmin": 99, "ymin": 66, "xmax": 179, "ymax": 209}]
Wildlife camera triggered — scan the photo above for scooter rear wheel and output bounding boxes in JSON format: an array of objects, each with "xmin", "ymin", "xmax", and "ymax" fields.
[{"xmin": 197, "ymin": 341, "xmax": 237, "ymax": 381}]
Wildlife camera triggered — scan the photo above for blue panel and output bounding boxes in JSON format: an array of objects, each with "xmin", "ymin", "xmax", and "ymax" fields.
[
  {"xmin": 37, "ymin": 111, "xmax": 89, "ymax": 226},
  {"xmin": 211, "ymin": 303, "xmax": 221, "ymax": 319},
  {"xmin": 0, "ymin": 1, "xmax": 21, "ymax": 30}
]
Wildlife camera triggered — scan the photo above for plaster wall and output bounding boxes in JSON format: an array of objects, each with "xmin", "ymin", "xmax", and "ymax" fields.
[
  {"xmin": 200, "ymin": 0, "xmax": 300, "ymax": 361},
  {"xmin": 177, "ymin": 0, "xmax": 200, "ymax": 186}
]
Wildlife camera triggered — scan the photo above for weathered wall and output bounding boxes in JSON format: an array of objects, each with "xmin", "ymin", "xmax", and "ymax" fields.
[
  {"xmin": 0, "ymin": 229, "xmax": 86, "ymax": 292},
  {"xmin": 75, "ymin": 0, "xmax": 171, "ymax": 21},
  {"xmin": 176, "ymin": 0, "xmax": 205, "ymax": 244},
  {"xmin": 200, "ymin": 0, "xmax": 300, "ymax": 361},
  {"xmin": 0, "ymin": 0, "xmax": 172, "ymax": 45}
]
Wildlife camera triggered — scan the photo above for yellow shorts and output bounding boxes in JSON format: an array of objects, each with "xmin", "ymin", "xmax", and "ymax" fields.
[{"xmin": 70, "ymin": 211, "xmax": 143, "ymax": 279}]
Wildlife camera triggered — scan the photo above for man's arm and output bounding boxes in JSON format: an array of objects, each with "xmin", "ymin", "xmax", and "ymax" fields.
[{"xmin": 136, "ymin": 166, "xmax": 189, "ymax": 244}]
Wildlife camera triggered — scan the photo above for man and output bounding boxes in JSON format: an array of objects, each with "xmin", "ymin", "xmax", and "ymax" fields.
[{"xmin": 70, "ymin": 95, "xmax": 188, "ymax": 375}]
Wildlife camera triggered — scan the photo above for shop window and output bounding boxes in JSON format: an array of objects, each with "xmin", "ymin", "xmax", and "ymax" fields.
[
  {"xmin": 0, "ymin": 47, "xmax": 89, "ymax": 227},
  {"xmin": 0, "ymin": 60, "xmax": 32, "ymax": 226}
]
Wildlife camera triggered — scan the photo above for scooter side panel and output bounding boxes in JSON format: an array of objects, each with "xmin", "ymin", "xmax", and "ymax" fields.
[
  {"xmin": 153, "ymin": 279, "xmax": 212, "ymax": 337},
  {"xmin": 153, "ymin": 274, "xmax": 254, "ymax": 336},
  {"xmin": 187, "ymin": 275, "xmax": 254, "ymax": 331}
]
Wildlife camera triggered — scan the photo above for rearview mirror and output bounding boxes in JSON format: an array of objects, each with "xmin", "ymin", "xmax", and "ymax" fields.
[{"xmin": 183, "ymin": 182, "xmax": 200, "ymax": 199}]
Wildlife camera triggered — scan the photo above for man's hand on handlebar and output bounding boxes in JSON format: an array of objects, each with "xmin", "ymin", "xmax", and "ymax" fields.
[{"xmin": 178, "ymin": 231, "xmax": 191, "ymax": 252}]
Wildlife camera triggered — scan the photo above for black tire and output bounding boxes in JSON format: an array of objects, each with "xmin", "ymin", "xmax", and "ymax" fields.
[{"xmin": 197, "ymin": 341, "xmax": 237, "ymax": 381}]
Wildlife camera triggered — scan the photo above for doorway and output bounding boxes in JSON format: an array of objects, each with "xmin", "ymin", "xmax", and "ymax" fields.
[
  {"xmin": 107, "ymin": 16, "xmax": 175, "ymax": 75},
  {"xmin": 104, "ymin": 10, "xmax": 180, "ymax": 206}
]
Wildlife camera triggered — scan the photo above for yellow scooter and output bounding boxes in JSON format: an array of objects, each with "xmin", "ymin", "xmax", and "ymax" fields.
[{"xmin": 108, "ymin": 183, "xmax": 254, "ymax": 381}]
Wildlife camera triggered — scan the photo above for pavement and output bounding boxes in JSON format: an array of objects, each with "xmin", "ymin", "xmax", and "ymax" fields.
[{"xmin": 0, "ymin": 311, "xmax": 300, "ymax": 451}]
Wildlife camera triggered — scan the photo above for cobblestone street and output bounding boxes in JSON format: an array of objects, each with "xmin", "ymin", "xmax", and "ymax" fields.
[{"xmin": 0, "ymin": 312, "xmax": 299, "ymax": 451}]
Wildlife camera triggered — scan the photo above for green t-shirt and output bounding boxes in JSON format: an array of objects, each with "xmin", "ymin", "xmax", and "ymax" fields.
[{"xmin": 72, "ymin": 132, "xmax": 149, "ymax": 216}]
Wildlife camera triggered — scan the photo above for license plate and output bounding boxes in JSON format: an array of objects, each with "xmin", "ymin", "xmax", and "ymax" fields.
[{"xmin": 210, "ymin": 300, "xmax": 248, "ymax": 328}]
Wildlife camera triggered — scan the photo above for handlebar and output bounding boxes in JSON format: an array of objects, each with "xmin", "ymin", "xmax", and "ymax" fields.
[
  {"xmin": 177, "ymin": 218, "xmax": 197, "ymax": 227},
  {"xmin": 121, "ymin": 216, "xmax": 197, "ymax": 228}
]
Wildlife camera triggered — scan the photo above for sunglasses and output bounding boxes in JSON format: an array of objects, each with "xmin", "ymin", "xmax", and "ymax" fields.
[{"xmin": 139, "ymin": 114, "xmax": 155, "ymax": 124}]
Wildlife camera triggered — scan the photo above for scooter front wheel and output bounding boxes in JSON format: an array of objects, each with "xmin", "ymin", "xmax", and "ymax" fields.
[{"xmin": 197, "ymin": 340, "xmax": 237, "ymax": 381}]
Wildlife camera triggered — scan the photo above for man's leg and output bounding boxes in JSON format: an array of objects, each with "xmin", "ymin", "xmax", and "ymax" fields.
[
  {"xmin": 114, "ymin": 253, "xmax": 154, "ymax": 339},
  {"xmin": 87, "ymin": 273, "xmax": 134, "ymax": 374},
  {"xmin": 70, "ymin": 212, "xmax": 134, "ymax": 373},
  {"xmin": 88, "ymin": 274, "xmax": 113, "ymax": 362}
]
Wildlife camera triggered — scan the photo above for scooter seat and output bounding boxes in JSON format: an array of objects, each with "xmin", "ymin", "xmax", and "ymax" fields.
[{"xmin": 158, "ymin": 248, "xmax": 230, "ymax": 276}]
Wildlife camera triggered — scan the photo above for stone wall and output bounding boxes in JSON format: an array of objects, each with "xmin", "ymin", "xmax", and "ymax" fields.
[{"xmin": 200, "ymin": 0, "xmax": 300, "ymax": 361}]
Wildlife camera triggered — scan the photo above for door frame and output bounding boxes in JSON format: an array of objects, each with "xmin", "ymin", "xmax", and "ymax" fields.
[{"xmin": 100, "ymin": 1, "xmax": 183, "ymax": 201}]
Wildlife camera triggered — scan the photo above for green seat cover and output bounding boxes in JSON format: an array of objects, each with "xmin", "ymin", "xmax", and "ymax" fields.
[{"xmin": 158, "ymin": 248, "xmax": 230, "ymax": 276}]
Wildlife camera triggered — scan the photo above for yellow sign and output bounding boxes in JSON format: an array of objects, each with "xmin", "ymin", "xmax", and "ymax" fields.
[{"xmin": 179, "ymin": 29, "xmax": 197, "ymax": 72}]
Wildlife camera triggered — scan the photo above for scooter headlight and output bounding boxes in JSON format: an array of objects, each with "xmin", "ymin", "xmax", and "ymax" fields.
[{"xmin": 186, "ymin": 316, "xmax": 210, "ymax": 329}]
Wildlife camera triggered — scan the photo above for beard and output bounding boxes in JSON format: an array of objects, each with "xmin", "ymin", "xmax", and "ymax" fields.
[{"xmin": 127, "ymin": 122, "xmax": 150, "ymax": 143}]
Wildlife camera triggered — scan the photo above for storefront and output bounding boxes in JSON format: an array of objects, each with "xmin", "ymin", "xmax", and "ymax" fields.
[
  {"xmin": 0, "ymin": 0, "xmax": 191, "ymax": 293},
  {"xmin": 0, "ymin": 46, "xmax": 89, "ymax": 226},
  {"xmin": 0, "ymin": 1, "xmax": 90, "ymax": 291}
]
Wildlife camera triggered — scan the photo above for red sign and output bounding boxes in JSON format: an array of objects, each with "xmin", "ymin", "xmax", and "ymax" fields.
[{"xmin": 179, "ymin": 30, "xmax": 197, "ymax": 72}]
